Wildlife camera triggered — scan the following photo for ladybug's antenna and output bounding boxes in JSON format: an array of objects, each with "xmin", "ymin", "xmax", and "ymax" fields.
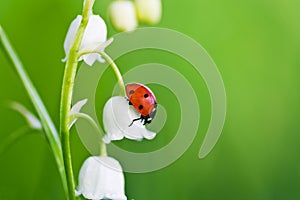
[{"xmin": 128, "ymin": 117, "xmax": 142, "ymax": 127}]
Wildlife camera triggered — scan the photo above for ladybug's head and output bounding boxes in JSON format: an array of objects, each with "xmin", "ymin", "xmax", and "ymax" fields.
[{"xmin": 149, "ymin": 103, "xmax": 157, "ymax": 120}]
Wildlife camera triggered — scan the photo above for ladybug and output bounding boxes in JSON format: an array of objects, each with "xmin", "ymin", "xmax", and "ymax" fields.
[{"xmin": 125, "ymin": 83, "xmax": 157, "ymax": 126}]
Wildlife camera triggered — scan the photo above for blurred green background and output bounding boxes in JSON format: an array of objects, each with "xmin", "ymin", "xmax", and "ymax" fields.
[{"xmin": 1, "ymin": 0, "xmax": 300, "ymax": 199}]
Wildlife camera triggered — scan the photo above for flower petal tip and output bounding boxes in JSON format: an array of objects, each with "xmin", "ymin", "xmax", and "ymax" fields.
[
  {"xmin": 82, "ymin": 54, "xmax": 97, "ymax": 66},
  {"xmin": 143, "ymin": 131, "xmax": 156, "ymax": 140},
  {"xmin": 75, "ymin": 189, "xmax": 81, "ymax": 197},
  {"xmin": 102, "ymin": 135, "xmax": 111, "ymax": 144}
]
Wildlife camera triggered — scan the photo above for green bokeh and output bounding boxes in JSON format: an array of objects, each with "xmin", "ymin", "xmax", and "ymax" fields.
[{"xmin": 1, "ymin": 0, "xmax": 300, "ymax": 199}]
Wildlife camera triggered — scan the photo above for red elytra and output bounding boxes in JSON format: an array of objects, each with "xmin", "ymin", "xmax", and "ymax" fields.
[{"xmin": 125, "ymin": 83, "xmax": 157, "ymax": 126}]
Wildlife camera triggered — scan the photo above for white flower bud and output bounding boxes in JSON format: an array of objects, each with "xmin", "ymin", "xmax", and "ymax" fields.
[
  {"xmin": 109, "ymin": 1, "xmax": 138, "ymax": 32},
  {"xmin": 135, "ymin": 0, "xmax": 162, "ymax": 24}
]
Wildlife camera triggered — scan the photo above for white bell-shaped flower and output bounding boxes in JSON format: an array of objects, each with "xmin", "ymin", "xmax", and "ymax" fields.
[
  {"xmin": 109, "ymin": 1, "xmax": 137, "ymax": 32},
  {"xmin": 63, "ymin": 15, "xmax": 107, "ymax": 66},
  {"xmin": 103, "ymin": 96, "xmax": 156, "ymax": 143},
  {"xmin": 76, "ymin": 156, "xmax": 127, "ymax": 200},
  {"xmin": 135, "ymin": 0, "xmax": 162, "ymax": 24}
]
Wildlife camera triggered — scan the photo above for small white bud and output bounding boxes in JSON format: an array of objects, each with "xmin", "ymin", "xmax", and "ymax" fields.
[
  {"xmin": 135, "ymin": 0, "xmax": 162, "ymax": 24},
  {"xmin": 109, "ymin": 1, "xmax": 138, "ymax": 32}
]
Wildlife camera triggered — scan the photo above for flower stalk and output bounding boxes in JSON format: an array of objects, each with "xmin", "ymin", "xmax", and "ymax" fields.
[
  {"xmin": 99, "ymin": 51, "xmax": 126, "ymax": 96},
  {"xmin": 70, "ymin": 112, "xmax": 107, "ymax": 156},
  {"xmin": 60, "ymin": 0, "xmax": 95, "ymax": 199},
  {"xmin": 78, "ymin": 48, "xmax": 126, "ymax": 96}
]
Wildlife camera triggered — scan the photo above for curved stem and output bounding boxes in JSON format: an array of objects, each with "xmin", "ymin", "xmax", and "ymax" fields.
[
  {"xmin": 79, "ymin": 49, "xmax": 126, "ymax": 96},
  {"xmin": 60, "ymin": 0, "xmax": 95, "ymax": 199},
  {"xmin": 70, "ymin": 113, "xmax": 107, "ymax": 156},
  {"xmin": 99, "ymin": 51, "xmax": 126, "ymax": 96},
  {"xmin": 70, "ymin": 113, "xmax": 101, "ymax": 137}
]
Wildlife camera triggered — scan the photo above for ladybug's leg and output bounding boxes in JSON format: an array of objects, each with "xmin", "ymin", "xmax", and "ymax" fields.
[
  {"xmin": 141, "ymin": 115, "xmax": 148, "ymax": 125},
  {"xmin": 143, "ymin": 116, "xmax": 152, "ymax": 125},
  {"xmin": 128, "ymin": 116, "xmax": 142, "ymax": 127}
]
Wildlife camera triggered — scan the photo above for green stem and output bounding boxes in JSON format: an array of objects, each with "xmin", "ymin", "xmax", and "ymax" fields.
[
  {"xmin": 70, "ymin": 113, "xmax": 107, "ymax": 156},
  {"xmin": 0, "ymin": 26, "xmax": 68, "ymax": 198},
  {"xmin": 60, "ymin": 131, "xmax": 74, "ymax": 199},
  {"xmin": 99, "ymin": 51, "xmax": 126, "ymax": 96},
  {"xmin": 70, "ymin": 113, "xmax": 101, "ymax": 136},
  {"xmin": 100, "ymin": 141, "xmax": 107, "ymax": 156},
  {"xmin": 79, "ymin": 49, "xmax": 125, "ymax": 96},
  {"xmin": 60, "ymin": 1, "xmax": 95, "ymax": 199}
]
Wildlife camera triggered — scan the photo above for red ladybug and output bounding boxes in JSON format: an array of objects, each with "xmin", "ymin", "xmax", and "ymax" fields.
[{"xmin": 125, "ymin": 83, "xmax": 157, "ymax": 126}]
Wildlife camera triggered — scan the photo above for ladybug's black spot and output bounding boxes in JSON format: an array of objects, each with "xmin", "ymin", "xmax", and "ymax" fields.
[
  {"xmin": 129, "ymin": 90, "xmax": 134, "ymax": 95},
  {"xmin": 138, "ymin": 105, "xmax": 143, "ymax": 110},
  {"xmin": 144, "ymin": 93, "xmax": 149, "ymax": 98}
]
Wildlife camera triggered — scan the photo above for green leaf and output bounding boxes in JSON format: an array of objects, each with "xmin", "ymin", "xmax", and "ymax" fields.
[{"xmin": 0, "ymin": 25, "xmax": 68, "ymax": 198}]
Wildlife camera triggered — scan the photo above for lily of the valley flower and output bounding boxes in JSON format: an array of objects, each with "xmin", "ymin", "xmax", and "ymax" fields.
[
  {"xmin": 135, "ymin": 0, "xmax": 162, "ymax": 24},
  {"xmin": 109, "ymin": 0, "xmax": 137, "ymax": 32},
  {"xmin": 103, "ymin": 96, "xmax": 156, "ymax": 143},
  {"xmin": 10, "ymin": 102, "xmax": 42, "ymax": 130},
  {"xmin": 76, "ymin": 156, "xmax": 127, "ymax": 200},
  {"xmin": 63, "ymin": 14, "xmax": 108, "ymax": 66}
]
